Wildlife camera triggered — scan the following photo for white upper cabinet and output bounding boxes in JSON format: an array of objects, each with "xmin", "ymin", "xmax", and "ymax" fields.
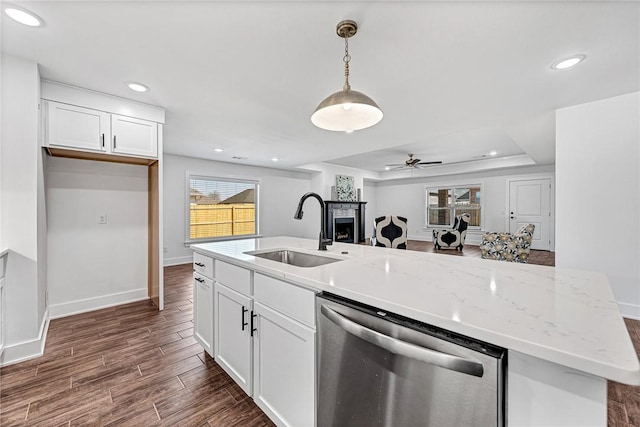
[
  {"xmin": 45, "ymin": 101, "xmax": 159, "ymax": 159},
  {"xmin": 46, "ymin": 101, "xmax": 109, "ymax": 152},
  {"xmin": 111, "ymin": 114, "xmax": 158, "ymax": 158},
  {"xmin": 42, "ymin": 81, "xmax": 164, "ymax": 161}
]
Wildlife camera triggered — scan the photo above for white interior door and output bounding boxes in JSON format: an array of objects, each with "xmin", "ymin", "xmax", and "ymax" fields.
[{"xmin": 509, "ymin": 179, "xmax": 551, "ymax": 250}]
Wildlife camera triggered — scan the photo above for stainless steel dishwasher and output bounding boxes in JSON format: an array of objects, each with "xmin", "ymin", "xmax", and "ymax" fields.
[{"xmin": 317, "ymin": 293, "xmax": 506, "ymax": 427}]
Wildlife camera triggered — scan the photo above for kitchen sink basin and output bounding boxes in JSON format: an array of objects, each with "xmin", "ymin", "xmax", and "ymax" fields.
[{"xmin": 246, "ymin": 250, "xmax": 342, "ymax": 268}]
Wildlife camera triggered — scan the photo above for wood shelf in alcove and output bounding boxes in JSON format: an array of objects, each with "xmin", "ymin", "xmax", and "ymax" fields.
[{"xmin": 46, "ymin": 147, "xmax": 157, "ymax": 166}]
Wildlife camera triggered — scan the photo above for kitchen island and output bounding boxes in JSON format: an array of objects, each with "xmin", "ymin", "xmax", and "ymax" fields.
[{"xmin": 192, "ymin": 236, "xmax": 640, "ymax": 427}]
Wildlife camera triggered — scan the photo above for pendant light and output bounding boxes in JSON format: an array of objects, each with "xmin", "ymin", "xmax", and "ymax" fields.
[{"xmin": 311, "ymin": 20, "xmax": 383, "ymax": 133}]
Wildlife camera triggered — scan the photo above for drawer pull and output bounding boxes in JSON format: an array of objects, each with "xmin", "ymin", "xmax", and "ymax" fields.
[
  {"xmin": 101, "ymin": 133, "xmax": 105, "ymax": 148},
  {"xmin": 194, "ymin": 277, "xmax": 205, "ymax": 283},
  {"xmin": 241, "ymin": 306, "xmax": 248, "ymax": 331},
  {"xmin": 194, "ymin": 262, "xmax": 205, "ymax": 267}
]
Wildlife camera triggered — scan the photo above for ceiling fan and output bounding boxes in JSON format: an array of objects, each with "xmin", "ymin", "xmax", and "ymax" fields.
[{"xmin": 385, "ymin": 154, "xmax": 443, "ymax": 170}]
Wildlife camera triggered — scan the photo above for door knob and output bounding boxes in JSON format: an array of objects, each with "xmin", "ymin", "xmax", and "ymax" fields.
[{"xmin": 510, "ymin": 216, "xmax": 515, "ymax": 219}]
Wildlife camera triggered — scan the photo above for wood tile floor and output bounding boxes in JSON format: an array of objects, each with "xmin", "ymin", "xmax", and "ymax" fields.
[
  {"xmin": 0, "ymin": 263, "xmax": 274, "ymax": 427},
  {"xmin": 0, "ymin": 246, "xmax": 636, "ymax": 426},
  {"xmin": 403, "ymin": 240, "xmax": 556, "ymax": 267}
]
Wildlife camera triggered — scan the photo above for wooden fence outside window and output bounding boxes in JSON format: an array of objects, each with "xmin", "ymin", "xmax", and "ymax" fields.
[{"xmin": 190, "ymin": 203, "xmax": 255, "ymax": 239}]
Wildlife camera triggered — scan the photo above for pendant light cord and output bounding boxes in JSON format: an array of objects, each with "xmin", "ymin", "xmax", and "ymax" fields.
[{"xmin": 343, "ymin": 35, "xmax": 351, "ymax": 92}]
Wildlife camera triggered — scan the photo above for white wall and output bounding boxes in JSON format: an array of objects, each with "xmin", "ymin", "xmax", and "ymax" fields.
[
  {"xmin": 300, "ymin": 162, "xmax": 378, "ymax": 200},
  {"xmin": 1, "ymin": 55, "xmax": 39, "ymax": 259},
  {"xmin": 556, "ymin": 92, "xmax": 640, "ymax": 318},
  {"xmin": 0, "ymin": 54, "xmax": 47, "ymax": 364},
  {"xmin": 46, "ymin": 157, "xmax": 149, "ymax": 317},
  {"xmin": 363, "ymin": 180, "xmax": 378, "ymax": 238},
  {"xmin": 372, "ymin": 165, "xmax": 555, "ymax": 245},
  {"xmin": 163, "ymin": 154, "xmax": 314, "ymax": 265}
]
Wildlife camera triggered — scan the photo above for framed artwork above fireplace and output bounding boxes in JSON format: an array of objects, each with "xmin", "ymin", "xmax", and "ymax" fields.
[{"xmin": 336, "ymin": 175, "xmax": 356, "ymax": 201}]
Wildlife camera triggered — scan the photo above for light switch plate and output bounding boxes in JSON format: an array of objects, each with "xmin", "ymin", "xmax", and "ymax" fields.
[{"xmin": 99, "ymin": 214, "xmax": 107, "ymax": 224}]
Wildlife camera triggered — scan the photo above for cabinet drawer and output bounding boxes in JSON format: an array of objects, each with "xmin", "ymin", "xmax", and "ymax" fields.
[
  {"xmin": 216, "ymin": 261, "xmax": 251, "ymax": 296},
  {"xmin": 254, "ymin": 273, "xmax": 316, "ymax": 328},
  {"xmin": 193, "ymin": 252, "xmax": 214, "ymax": 278}
]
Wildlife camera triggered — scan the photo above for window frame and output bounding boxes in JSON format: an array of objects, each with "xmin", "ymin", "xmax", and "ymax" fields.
[
  {"xmin": 425, "ymin": 184, "xmax": 483, "ymax": 229},
  {"xmin": 185, "ymin": 172, "xmax": 260, "ymax": 244}
]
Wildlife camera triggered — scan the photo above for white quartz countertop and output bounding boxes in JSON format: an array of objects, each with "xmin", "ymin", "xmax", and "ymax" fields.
[{"xmin": 192, "ymin": 236, "xmax": 640, "ymax": 385}]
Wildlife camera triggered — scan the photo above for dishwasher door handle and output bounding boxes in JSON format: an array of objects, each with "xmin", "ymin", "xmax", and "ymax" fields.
[{"xmin": 321, "ymin": 305, "xmax": 484, "ymax": 377}]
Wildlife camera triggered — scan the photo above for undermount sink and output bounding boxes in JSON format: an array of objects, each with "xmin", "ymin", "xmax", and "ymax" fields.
[{"xmin": 246, "ymin": 249, "xmax": 342, "ymax": 268}]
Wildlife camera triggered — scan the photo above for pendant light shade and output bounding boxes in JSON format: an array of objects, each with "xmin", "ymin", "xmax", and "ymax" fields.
[
  {"xmin": 311, "ymin": 20, "xmax": 383, "ymax": 133},
  {"xmin": 311, "ymin": 89, "xmax": 383, "ymax": 132}
]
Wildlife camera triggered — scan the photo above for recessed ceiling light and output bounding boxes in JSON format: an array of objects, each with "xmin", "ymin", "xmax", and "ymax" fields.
[
  {"xmin": 125, "ymin": 82, "xmax": 149, "ymax": 92},
  {"xmin": 384, "ymin": 166, "xmax": 391, "ymax": 171},
  {"xmin": 5, "ymin": 6, "xmax": 43, "ymax": 27},
  {"xmin": 551, "ymin": 54, "xmax": 586, "ymax": 70},
  {"xmin": 489, "ymin": 150, "xmax": 497, "ymax": 156},
  {"xmin": 271, "ymin": 157, "xmax": 279, "ymax": 162},
  {"xmin": 213, "ymin": 148, "xmax": 224, "ymax": 153}
]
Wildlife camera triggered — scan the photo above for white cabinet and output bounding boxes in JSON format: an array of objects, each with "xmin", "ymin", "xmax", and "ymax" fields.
[
  {"xmin": 193, "ymin": 252, "xmax": 214, "ymax": 278},
  {"xmin": 193, "ymin": 252, "xmax": 215, "ymax": 357},
  {"xmin": 253, "ymin": 301, "xmax": 315, "ymax": 427},
  {"xmin": 46, "ymin": 102, "xmax": 109, "ymax": 152},
  {"xmin": 111, "ymin": 114, "xmax": 158, "ymax": 158},
  {"xmin": 200, "ymin": 257, "xmax": 317, "ymax": 427},
  {"xmin": 214, "ymin": 282, "xmax": 253, "ymax": 394},
  {"xmin": 44, "ymin": 100, "xmax": 158, "ymax": 159},
  {"xmin": 193, "ymin": 272, "xmax": 214, "ymax": 356}
]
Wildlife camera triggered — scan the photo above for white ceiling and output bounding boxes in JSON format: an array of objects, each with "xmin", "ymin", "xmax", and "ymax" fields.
[{"xmin": 2, "ymin": 1, "xmax": 639, "ymax": 178}]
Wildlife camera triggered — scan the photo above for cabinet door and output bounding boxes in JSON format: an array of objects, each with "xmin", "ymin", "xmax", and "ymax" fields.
[
  {"xmin": 46, "ymin": 101, "xmax": 109, "ymax": 152},
  {"xmin": 193, "ymin": 273, "xmax": 214, "ymax": 356},
  {"xmin": 111, "ymin": 114, "xmax": 158, "ymax": 158},
  {"xmin": 214, "ymin": 283, "xmax": 252, "ymax": 396},
  {"xmin": 253, "ymin": 302, "xmax": 315, "ymax": 427}
]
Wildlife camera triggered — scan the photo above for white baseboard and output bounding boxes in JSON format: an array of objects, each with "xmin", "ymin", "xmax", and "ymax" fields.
[
  {"xmin": 619, "ymin": 302, "xmax": 640, "ymax": 320},
  {"xmin": 1, "ymin": 308, "xmax": 50, "ymax": 367},
  {"xmin": 49, "ymin": 288, "xmax": 148, "ymax": 319},
  {"xmin": 164, "ymin": 255, "xmax": 192, "ymax": 267}
]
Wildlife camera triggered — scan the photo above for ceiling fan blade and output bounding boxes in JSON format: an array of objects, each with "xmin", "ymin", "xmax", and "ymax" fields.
[{"xmin": 417, "ymin": 161, "xmax": 443, "ymax": 165}]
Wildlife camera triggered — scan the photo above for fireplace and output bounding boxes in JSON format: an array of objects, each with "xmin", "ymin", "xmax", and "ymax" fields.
[
  {"xmin": 334, "ymin": 217, "xmax": 355, "ymax": 243},
  {"xmin": 324, "ymin": 201, "xmax": 367, "ymax": 243}
]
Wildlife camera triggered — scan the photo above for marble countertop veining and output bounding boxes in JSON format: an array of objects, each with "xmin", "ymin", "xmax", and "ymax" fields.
[{"xmin": 191, "ymin": 236, "xmax": 640, "ymax": 385}]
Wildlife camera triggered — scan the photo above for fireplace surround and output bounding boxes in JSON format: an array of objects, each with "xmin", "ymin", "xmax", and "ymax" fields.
[{"xmin": 324, "ymin": 201, "xmax": 367, "ymax": 243}]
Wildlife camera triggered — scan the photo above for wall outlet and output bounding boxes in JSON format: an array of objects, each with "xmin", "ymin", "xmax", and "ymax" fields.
[
  {"xmin": 163, "ymin": 247, "xmax": 168, "ymax": 253},
  {"xmin": 98, "ymin": 214, "xmax": 107, "ymax": 224}
]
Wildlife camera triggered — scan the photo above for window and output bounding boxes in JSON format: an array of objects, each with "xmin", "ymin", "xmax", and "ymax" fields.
[
  {"xmin": 187, "ymin": 174, "xmax": 259, "ymax": 241},
  {"xmin": 426, "ymin": 185, "xmax": 481, "ymax": 228}
]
